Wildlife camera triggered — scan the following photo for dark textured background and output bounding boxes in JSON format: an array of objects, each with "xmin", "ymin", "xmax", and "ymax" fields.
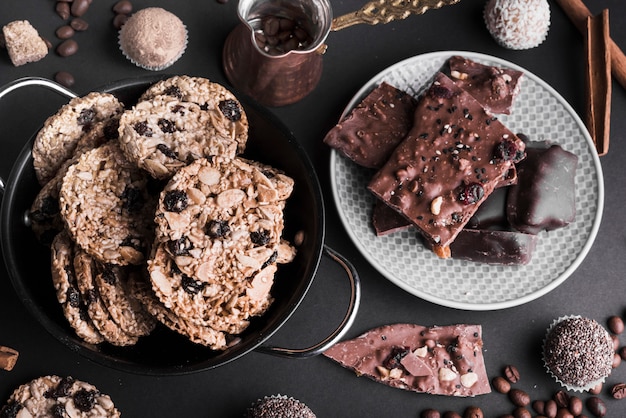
[{"xmin": 1, "ymin": 0, "xmax": 626, "ymax": 416}]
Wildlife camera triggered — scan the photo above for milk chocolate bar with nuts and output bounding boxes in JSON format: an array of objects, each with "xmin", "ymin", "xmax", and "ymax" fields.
[{"xmin": 0, "ymin": 346, "xmax": 19, "ymax": 371}]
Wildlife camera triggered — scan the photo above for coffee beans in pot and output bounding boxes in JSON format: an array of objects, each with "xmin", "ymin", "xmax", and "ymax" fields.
[{"xmin": 253, "ymin": 15, "xmax": 313, "ymax": 56}]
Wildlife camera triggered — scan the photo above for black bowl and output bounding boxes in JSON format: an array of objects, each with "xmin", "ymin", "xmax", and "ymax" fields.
[{"xmin": 0, "ymin": 76, "xmax": 333, "ymax": 375}]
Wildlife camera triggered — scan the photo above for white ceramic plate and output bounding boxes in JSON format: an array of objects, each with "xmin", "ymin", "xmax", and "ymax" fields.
[{"xmin": 330, "ymin": 51, "xmax": 604, "ymax": 310}]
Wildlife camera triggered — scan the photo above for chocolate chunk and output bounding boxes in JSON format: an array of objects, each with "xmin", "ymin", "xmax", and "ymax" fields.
[
  {"xmin": 0, "ymin": 346, "xmax": 19, "ymax": 371},
  {"xmin": 324, "ymin": 82, "xmax": 418, "ymax": 169},
  {"xmin": 324, "ymin": 323, "xmax": 491, "ymax": 396},
  {"xmin": 507, "ymin": 143, "xmax": 578, "ymax": 234},
  {"xmin": 446, "ymin": 229, "xmax": 537, "ymax": 265}
]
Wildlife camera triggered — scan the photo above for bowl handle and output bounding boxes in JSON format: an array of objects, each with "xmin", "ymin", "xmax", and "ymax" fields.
[
  {"xmin": 256, "ymin": 244, "xmax": 361, "ymax": 358},
  {"xmin": 0, "ymin": 77, "xmax": 77, "ymax": 198}
]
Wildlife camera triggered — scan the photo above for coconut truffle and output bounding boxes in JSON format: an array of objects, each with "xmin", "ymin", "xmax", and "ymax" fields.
[
  {"xmin": 542, "ymin": 316, "xmax": 614, "ymax": 392},
  {"xmin": 118, "ymin": 7, "xmax": 187, "ymax": 70},
  {"xmin": 484, "ymin": 0, "xmax": 550, "ymax": 50},
  {"xmin": 2, "ymin": 20, "xmax": 48, "ymax": 66},
  {"xmin": 245, "ymin": 395, "xmax": 316, "ymax": 418}
]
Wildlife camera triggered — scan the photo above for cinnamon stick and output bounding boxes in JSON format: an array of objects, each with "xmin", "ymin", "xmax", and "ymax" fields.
[
  {"xmin": 554, "ymin": 0, "xmax": 626, "ymax": 90},
  {"xmin": 585, "ymin": 10, "xmax": 611, "ymax": 156}
]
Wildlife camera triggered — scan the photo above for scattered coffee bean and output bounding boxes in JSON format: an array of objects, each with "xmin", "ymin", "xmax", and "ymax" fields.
[
  {"xmin": 463, "ymin": 406, "xmax": 483, "ymax": 418},
  {"xmin": 56, "ymin": 39, "xmax": 78, "ymax": 57},
  {"xmin": 113, "ymin": 0, "xmax": 133, "ymax": 15},
  {"xmin": 613, "ymin": 352, "xmax": 622, "ymax": 368},
  {"xmin": 589, "ymin": 382, "xmax": 603, "ymax": 395},
  {"xmin": 553, "ymin": 390, "xmax": 569, "ymax": 408},
  {"xmin": 71, "ymin": 0, "xmax": 90, "ymax": 17},
  {"xmin": 544, "ymin": 399, "xmax": 557, "ymax": 417},
  {"xmin": 442, "ymin": 412, "xmax": 462, "ymax": 418},
  {"xmin": 420, "ymin": 409, "xmax": 441, "ymax": 418},
  {"xmin": 492, "ymin": 376, "xmax": 511, "ymax": 394},
  {"xmin": 555, "ymin": 408, "xmax": 573, "ymax": 418},
  {"xmin": 619, "ymin": 346, "xmax": 626, "ymax": 360},
  {"xmin": 512, "ymin": 407, "xmax": 531, "ymax": 418},
  {"xmin": 42, "ymin": 37, "xmax": 53, "ymax": 50},
  {"xmin": 508, "ymin": 389, "xmax": 530, "ymax": 407},
  {"xmin": 54, "ymin": 71, "xmax": 75, "ymax": 87},
  {"xmin": 56, "ymin": 2, "xmax": 71, "ymax": 20},
  {"xmin": 568, "ymin": 395, "xmax": 583, "ymax": 415},
  {"xmin": 611, "ymin": 334, "xmax": 619, "ymax": 350},
  {"xmin": 55, "ymin": 25, "xmax": 75, "ymax": 39},
  {"xmin": 610, "ymin": 382, "xmax": 626, "ymax": 399},
  {"xmin": 607, "ymin": 315, "xmax": 624, "ymax": 334},
  {"xmin": 70, "ymin": 18, "xmax": 89, "ymax": 31},
  {"xmin": 112, "ymin": 14, "xmax": 129, "ymax": 29},
  {"xmin": 504, "ymin": 365, "xmax": 520, "ymax": 383},
  {"xmin": 586, "ymin": 396, "xmax": 607, "ymax": 417},
  {"xmin": 532, "ymin": 400, "xmax": 545, "ymax": 415}
]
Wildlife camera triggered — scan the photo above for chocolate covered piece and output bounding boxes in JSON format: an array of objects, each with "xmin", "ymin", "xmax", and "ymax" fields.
[
  {"xmin": 324, "ymin": 82, "xmax": 417, "ymax": 169},
  {"xmin": 507, "ymin": 144, "xmax": 578, "ymax": 234},
  {"xmin": 448, "ymin": 229, "xmax": 538, "ymax": 265},
  {"xmin": 368, "ymin": 72, "xmax": 525, "ymax": 253},
  {"xmin": 448, "ymin": 55, "xmax": 523, "ymax": 115},
  {"xmin": 324, "ymin": 323, "xmax": 490, "ymax": 397}
]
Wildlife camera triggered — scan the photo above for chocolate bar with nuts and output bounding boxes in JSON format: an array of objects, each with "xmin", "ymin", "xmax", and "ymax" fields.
[
  {"xmin": 324, "ymin": 323, "xmax": 491, "ymax": 396},
  {"xmin": 368, "ymin": 72, "xmax": 525, "ymax": 255},
  {"xmin": 0, "ymin": 346, "xmax": 19, "ymax": 371}
]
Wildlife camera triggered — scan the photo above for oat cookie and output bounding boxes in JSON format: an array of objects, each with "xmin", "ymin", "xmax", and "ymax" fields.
[
  {"xmin": 32, "ymin": 92, "xmax": 124, "ymax": 185},
  {"xmin": 59, "ymin": 141, "xmax": 156, "ymax": 266},
  {"xmin": 73, "ymin": 249, "xmax": 139, "ymax": 346},
  {"xmin": 50, "ymin": 232, "xmax": 104, "ymax": 345},
  {"xmin": 139, "ymin": 75, "xmax": 249, "ymax": 153},
  {"xmin": 30, "ymin": 119, "xmax": 120, "ymax": 246},
  {"xmin": 117, "ymin": 95, "xmax": 239, "ymax": 179},
  {"xmin": 130, "ymin": 272, "xmax": 229, "ymax": 349},
  {"xmin": 153, "ymin": 157, "xmax": 285, "ymax": 282},
  {"xmin": 0, "ymin": 375, "xmax": 120, "ymax": 418}
]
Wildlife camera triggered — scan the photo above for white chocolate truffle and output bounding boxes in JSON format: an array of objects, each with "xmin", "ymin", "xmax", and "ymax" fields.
[{"xmin": 484, "ymin": 0, "xmax": 550, "ymax": 50}]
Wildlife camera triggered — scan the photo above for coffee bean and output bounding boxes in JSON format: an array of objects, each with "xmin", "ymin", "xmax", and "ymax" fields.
[
  {"xmin": 503, "ymin": 365, "xmax": 520, "ymax": 383},
  {"xmin": 532, "ymin": 400, "xmax": 545, "ymax": 415},
  {"xmin": 112, "ymin": 0, "xmax": 133, "ymax": 14},
  {"xmin": 263, "ymin": 17, "xmax": 280, "ymax": 36},
  {"xmin": 544, "ymin": 399, "xmax": 557, "ymax": 417},
  {"xmin": 611, "ymin": 334, "xmax": 619, "ymax": 350},
  {"xmin": 42, "ymin": 37, "xmax": 53, "ymax": 50},
  {"xmin": 553, "ymin": 390, "xmax": 569, "ymax": 408},
  {"xmin": 555, "ymin": 408, "xmax": 573, "ymax": 418},
  {"xmin": 55, "ymin": 25, "xmax": 75, "ymax": 39},
  {"xmin": 492, "ymin": 376, "xmax": 511, "ymax": 394},
  {"xmin": 586, "ymin": 396, "xmax": 607, "ymax": 417},
  {"xmin": 71, "ymin": 0, "xmax": 90, "ymax": 17},
  {"xmin": 589, "ymin": 382, "xmax": 603, "ymax": 395},
  {"xmin": 512, "ymin": 407, "xmax": 531, "ymax": 418},
  {"xmin": 568, "ymin": 395, "xmax": 583, "ymax": 415},
  {"xmin": 54, "ymin": 71, "xmax": 75, "ymax": 87},
  {"xmin": 70, "ymin": 18, "xmax": 88, "ymax": 31},
  {"xmin": 613, "ymin": 352, "xmax": 622, "ymax": 368},
  {"xmin": 56, "ymin": 39, "xmax": 78, "ymax": 57},
  {"xmin": 463, "ymin": 406, "xmax": 483, "ymax": 418},
  {"xmin": 56, "ymin": 2, "xmax": 70, "ymax": 20},
  {"xmin": 442, "ymin": 412, "xmax": 461, "ymax": 418},
  {"xmin": 112, "ymin": 14, "xmax": 128, "ymax": 29},
  {"xmin": 420, "ymin": 409, "xmax": 441, "ymax": 418},
  {"xmin": 608, "ymin": 315, "xmax": 624, "ymax": 334},
  {"xmin": 610, "ymin": 382, "xmax": 626, "ymax": 399},
  {"xmin": 619, "ymin": 346, "xmax": 626, "ymax": 360},
  {"xmin": 508, "ymin": 389, "xmax": 530, "ymax": 407}
]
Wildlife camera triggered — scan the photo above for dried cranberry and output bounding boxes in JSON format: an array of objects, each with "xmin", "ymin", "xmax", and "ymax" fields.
[
  {"xmin": 121, "ymin": 186, "xmax": 144, "ymax": 213},
  {"xmin": 458, "ymin": 183, "xmax": 484, "ymax": 205},
  {"xmin": 77, "ymin": 107, "xmax": 96, "ymax": 128},
  {"xmin": 167, "ymin": 237, "xmax": 194, "ymax": 256},
  {"xmin": 156, "ymin": 143, "xmax": 178, "ymax": 159},
  {"xmin": 261, "ymin": 251, "xmax": 278, "ymax": 269},
  {"xmin": 158, "ymin": 118, "xmax": 176, "ymax": 133},
  {"xmin": 67, "ymin": 286, "xmax": 80, "ymax": 308},
  {"xmin": 163, "ymin": 190, "xmax": 188, "ymax": 213},
  {"xmin": 30, "ymin": 196, "xmax": 59, "ymax": 222},
  {"xmin": 206, "ymin": 220, "xmax": 230, "ymax": 238},
  {"xmin": 164, "ymin": 86, "xmax": 183, "ymax": 99},
  {"xmin": 45, "ymin": 376, "xmax": 74, "ymax": 399},
  {"xmin": 0, "ymin": 401, "xmax": 23, "ymax": 418},
  {"xmin": 73, "ymin": 389, "xmax": 96, "ymax": 412},
  {"xmin": 134, "ymin": 121, "xmax": 153, "ymax": 137},
  {"xmin": 250, "ymin": 229, "xmax": 270, "ymax": 246},
  {"xmin": 218, "ymin": 99, "xmax": 242, "ymax": 121},
  {"xmin": 494, "ymin": 138, "xmax": 524, "ymax": 162},
  {"xmin": 383, "ymin": 346, "xmax": 410, "ymax": 369},
  {"xmin": 100, "ymin": 266, "xmax": 117, "ymax": 285},
  {"xmin": 429, "ymin": 85, "xmax": 453, "ymax": 99},
  {"xmin": 50, "ymin": 404, "xmax": 67, "ymax": 418},
  {"xmin": 181, "ymin": 274, "xmax": 205, "ymax": 295}
]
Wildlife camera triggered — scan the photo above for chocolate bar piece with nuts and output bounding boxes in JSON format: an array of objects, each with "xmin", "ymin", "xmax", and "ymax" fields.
[
  {"xmin": 368, "ymin": 72, "xmax": 525, "ymax": 255},
  {"xmin": 0, "ymin": 346, "xmax": 19, "ymax": 371},
  {"xmin": 324, "ymin": 323, "xmax": 491, "ymax": 396}
]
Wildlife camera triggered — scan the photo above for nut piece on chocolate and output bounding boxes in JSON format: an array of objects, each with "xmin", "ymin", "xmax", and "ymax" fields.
[
  {"xmin": 324, "ymin": 323, "xmax": 491, "ymax": 397},
  {"xmin": 506, "ymin": 143, "xmax": 578, "ymax": 234},
  {"xmin": 2, "ymin": 20, "xmax": 48, "ymax": 66},
  {"xmin": 447, "ymin": 55, "xmax": 523, "ymax": 115},
  {"xmin": 368, "ymin": 72, "xmax": 525, "ymax": 252},
  {"xmin": 324, "ymin": 82, "xmax": 417, "ymax": 169}
]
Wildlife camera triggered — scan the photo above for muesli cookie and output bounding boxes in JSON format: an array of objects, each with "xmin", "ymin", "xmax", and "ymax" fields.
[
  {"xmin": 30, "ymin": 118, "xmax": 120, "ymax": 246},
  {"xmin": 59, "ymin": 141, "xmax": 156, "ymax": 266},
  {"xmin": 73, "ymin": 249, "xmax": 139, "ymax": 346},
  {"xmin": 50, "ymin": 232, "xmax": 104, "ymax": 345},
  {"xmin": 0, "ymin": 375, "xmax": 120, "ymax": 418},
  {"xmin": 138, "ymin": 75, "xmax": 248, "ymax": 154},
  {"xmin": 153, "ymin": 157, "xmax": 285, "ymax": 282},
  {"xmin": 130, "ymin": 272, "xmax": 229, "ymax": 349},
  {"xmin": 117, "ymin": 95, "xmax": 239, "ymax": 179},
  {"xmin": 32, "ymin": 92, "xmax": 124, "ymax": 185}
]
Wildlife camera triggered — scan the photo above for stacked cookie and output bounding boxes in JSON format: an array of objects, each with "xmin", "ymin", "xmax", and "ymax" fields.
[{"xmin": 30, "ymin": 76, "xmax": 296, "ymax": 350}]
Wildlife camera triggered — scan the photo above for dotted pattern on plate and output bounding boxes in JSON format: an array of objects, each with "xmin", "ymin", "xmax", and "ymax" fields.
[{"xmin": 330, "ymin": 51, "xmax": 602, "ymax": 310}]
